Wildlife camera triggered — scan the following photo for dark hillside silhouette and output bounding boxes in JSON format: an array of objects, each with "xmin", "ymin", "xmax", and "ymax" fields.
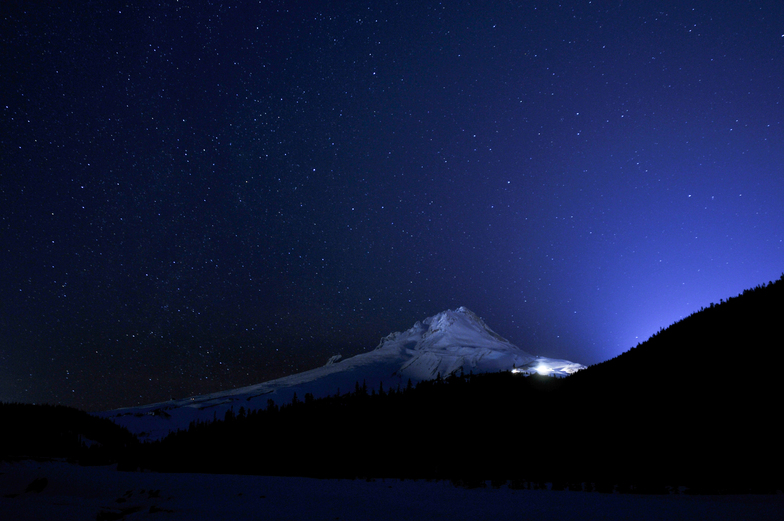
[
  {"xmin": 559, "ymin": 274, "xmax": 784, "ymax": 492},
  {"xmin": 0, "ymin": 402, "xmax": 138, "ymax": 464}
]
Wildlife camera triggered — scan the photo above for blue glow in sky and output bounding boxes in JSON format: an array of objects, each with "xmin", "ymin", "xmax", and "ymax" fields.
[{"xmin": 1, "ymin": 1, "xmax": 782, "ymax": 410}]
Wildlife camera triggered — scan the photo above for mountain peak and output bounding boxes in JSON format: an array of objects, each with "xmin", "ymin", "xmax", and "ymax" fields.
[
  {"xmin": 377, "ymin": 307, "xmax": 510, "ymax": 352},
  {"xmin": 100, "ymin": 307, "xmax": 586, "ymax": 440}
]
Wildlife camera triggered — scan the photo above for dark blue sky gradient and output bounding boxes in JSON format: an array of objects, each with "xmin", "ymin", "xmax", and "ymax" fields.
[{"xmin": 2, "ymin": 1, "xmax": 782, "ymax": 410}]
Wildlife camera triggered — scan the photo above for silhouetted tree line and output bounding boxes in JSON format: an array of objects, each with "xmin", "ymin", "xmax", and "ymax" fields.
[
  {"xmin": 558, "ymin": 273, "xmax": 784, "ymax": 493},
  {"xmin": 0, "ymin": 402, "xmax": 138, "ymax": 464},
  {"xmin": 122, "ymin": 370, "xmax": 566, "ymax": 480}
]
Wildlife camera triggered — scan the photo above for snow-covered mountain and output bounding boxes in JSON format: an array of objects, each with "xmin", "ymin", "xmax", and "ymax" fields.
[{"xmin": 98, "ymin": 307, "xmax": 585, "ymax": 440}]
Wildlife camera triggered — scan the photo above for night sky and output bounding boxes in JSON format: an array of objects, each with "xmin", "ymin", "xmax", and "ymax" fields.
[{"xmin": 2, "ymin": 1, "xmax": 783, "ymax": 411}]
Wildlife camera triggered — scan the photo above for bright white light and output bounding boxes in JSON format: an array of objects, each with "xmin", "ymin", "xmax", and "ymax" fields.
[{"xmin": 536, "ymin": 364, "xmax": 550, "ymax": 375}]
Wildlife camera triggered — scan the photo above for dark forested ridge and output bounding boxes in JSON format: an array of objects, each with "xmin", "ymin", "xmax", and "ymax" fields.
[
  {"xmin": 556, "ymin": 274, "xmax": 784, "ymax": 492},
  {"xmin": 6, "ymin": 275, "xmax": 783, "ymax": 493},
  {"xmin": 124, "ymin": 371, "xmax": 564, "ymax": 478},
  {"xmin": 570, "ymin": 273, "xmax": 784, "ymax": 380},
  {"xmin": 0, "ymin": 402, "xmax": 138, "ymax": 464}
]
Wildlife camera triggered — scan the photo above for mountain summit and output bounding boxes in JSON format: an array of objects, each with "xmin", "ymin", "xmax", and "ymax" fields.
[
  {"xmin": 372, "ymin": 306, "xmax": 576, "ymax": 380},
  {"xmin": 99, "ymin": 307, "xmax": 585, "ymax": 439}
]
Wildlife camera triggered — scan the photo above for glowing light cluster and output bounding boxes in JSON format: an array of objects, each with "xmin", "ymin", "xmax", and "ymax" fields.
[{"xmin": 535, "ymin": 364, "xmax": 551, "ymax": 375}]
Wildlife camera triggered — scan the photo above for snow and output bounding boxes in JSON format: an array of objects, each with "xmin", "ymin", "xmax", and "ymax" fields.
[
  {"xmin": 2, "ymin": 460, "xmax": 782, "ymax": 521},
  {"xmin": 97, "ymin": 307, "xmax": 586, "ymax": 440}
]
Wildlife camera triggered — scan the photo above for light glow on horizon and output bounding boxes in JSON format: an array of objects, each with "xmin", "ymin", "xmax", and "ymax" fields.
[{"xmin": 536, "ymin": 364, "xmax": 551, "ymax": 375}]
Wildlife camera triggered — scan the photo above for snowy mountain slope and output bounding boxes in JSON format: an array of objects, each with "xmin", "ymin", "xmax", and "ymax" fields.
[{"xmin": 97, "ymin": 307, "xmax": 585, "ymax": 440}]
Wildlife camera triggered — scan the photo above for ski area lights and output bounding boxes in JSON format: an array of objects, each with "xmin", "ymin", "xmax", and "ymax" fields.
[
  {"xmin": 511, "ymin": 363, "xmax": 552, "ymax": 375},
  {"xmin": 511, "ymin": 364, "xmax": 550, "ymax": 376},
  {"xmin": 511, "ymin": 357, "xmax": 584, "ymax": 377}
]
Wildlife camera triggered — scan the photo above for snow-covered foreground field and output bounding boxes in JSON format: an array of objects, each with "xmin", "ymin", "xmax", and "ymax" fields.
[{"xmin": 2, "ymin": 460, "xmax": 782, "ymax": 521}]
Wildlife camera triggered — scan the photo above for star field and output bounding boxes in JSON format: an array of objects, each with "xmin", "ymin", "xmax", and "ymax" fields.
[{"xmin": 2, "ymin": 1, "xmax": 783, "ymax": 410}]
